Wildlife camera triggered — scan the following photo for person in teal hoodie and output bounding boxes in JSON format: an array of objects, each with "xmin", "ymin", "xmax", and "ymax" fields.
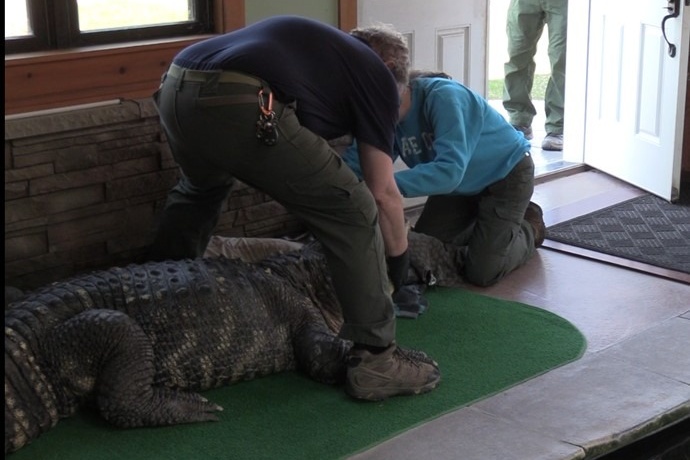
[{"xmin": 343, "ymin": 73, "xmax": 545, "ymax": 287}]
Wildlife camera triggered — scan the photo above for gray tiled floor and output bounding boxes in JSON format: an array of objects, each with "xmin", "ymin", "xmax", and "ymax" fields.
[{"xmin": 350, "ymin": 170, "xmax": 690, "ymax": 459}]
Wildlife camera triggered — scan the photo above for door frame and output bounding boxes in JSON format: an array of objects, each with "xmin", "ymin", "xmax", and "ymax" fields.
[
  {"xmin": 339, "ymin": 0, "xmax": 358, "ymax": 31},
  {"xmin": 561, "ymin": 2, "xmax": 589, "ymax": 165}
]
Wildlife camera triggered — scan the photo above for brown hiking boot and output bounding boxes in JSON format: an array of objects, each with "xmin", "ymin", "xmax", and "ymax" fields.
[
  {"xmin": 524, "ymin": 201, "xmax": 546, "ymax": 248},
  {"xmin": 345, "ymin": 343, "xmax": 441, "ymax": 401}
]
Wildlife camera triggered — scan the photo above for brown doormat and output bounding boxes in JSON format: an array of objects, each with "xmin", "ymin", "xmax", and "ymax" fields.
[{"xmin": 545, "ymin": 191, "xmax": 690, "ymax": 277}]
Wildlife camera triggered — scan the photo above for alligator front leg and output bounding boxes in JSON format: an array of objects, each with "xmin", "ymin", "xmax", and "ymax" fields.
[
  {"xmin": 407, "ymin": 231, "xmax": 464, "ymax": 286},
  {"xmin": 46, "ymin": 309, "xmax": 222, "ymax": 428},
  {"xmin": 292, "ymin": 321, "xmax": 352, "ymax": 385}
]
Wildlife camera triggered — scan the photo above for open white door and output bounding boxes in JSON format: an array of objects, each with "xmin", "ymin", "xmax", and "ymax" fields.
[
  {"xmin": 567, "ymin": 0, "xmax": 689, "ymax": 201},
  {"xmin": 357, "ymin": 0, "xmax": 488, "ymax": 94}
]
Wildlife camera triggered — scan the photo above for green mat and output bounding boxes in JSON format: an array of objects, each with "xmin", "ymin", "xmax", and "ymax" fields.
[{"xmin": 10, "ymin": 288, "xmax": 586, "ymax": 460}]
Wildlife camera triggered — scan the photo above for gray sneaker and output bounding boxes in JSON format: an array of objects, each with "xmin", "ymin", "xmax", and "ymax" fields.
[
  {"xmin": 541, "ymin": 133, "xmax": 563, "ymax": 151},
  {"xmin": 512, "ymin": 125, "xmax": 533, "ymax": 140},
  {"xmin": 345, "ymin": 343, "xmax": 441, "ymax": 401}
]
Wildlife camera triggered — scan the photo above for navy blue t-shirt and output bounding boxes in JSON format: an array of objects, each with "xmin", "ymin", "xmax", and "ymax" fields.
[{"xmin": 174, "ymin": 15, "xmax": 399, "ymax": 156}]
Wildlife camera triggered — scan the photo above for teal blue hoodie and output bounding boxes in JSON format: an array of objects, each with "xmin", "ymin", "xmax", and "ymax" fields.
[{"xmin": 343, "ymin": 77, "xmax": 531, "ymax": 197}]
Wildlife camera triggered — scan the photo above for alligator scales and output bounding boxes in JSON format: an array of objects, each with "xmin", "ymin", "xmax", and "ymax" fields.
[{"xmin": 4, "ymin": 232, "xmax": 460, "ymax": 454}]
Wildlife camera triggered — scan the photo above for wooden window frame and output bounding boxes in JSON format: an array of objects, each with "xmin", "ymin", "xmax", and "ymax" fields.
[
  {"xmin": 5, "ymin": 0, "xmax": 213, "ymax": 55},
  {"xmin": 4, "ymin": 0, "xmax": 357, "ymax": 116}
]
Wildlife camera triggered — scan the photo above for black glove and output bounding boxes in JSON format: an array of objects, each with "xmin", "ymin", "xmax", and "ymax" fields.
[
  {"xmin": 392, "ymin": 284, "xmax": 429, "ymax": 319},
  {"xmin": 388, "ymin": 250, "xmax": 430, "ymax": 319},
  {"xmin": 387, "ymin": 249, "xmax": 411, "ymax": 291}
]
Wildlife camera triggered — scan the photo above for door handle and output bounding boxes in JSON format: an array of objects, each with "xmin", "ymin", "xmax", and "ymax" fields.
[{"xmin": 662, "ymin": 0, "xmax": 681, "ymax": 57}]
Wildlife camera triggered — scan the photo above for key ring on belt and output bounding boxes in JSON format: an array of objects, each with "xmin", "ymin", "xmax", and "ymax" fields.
[
  {"xmin": 257, "ymin": 89, "xmax": 274, "ymax": 117},
  {"xmin": 256, "ymin": 88, "xmax": 278, "ymax": 146}
]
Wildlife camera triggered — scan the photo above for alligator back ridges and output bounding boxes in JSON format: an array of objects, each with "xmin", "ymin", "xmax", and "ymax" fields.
[{"xmin": 5, "ymin": 248, "xmax": 351, "ymax": 455}]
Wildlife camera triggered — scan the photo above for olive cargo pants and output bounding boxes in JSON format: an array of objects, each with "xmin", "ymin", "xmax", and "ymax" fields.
[
  {"xmin": 413, "ymin": 154, "xmax": 537, "ymax": 287},
  {"xmin": 151, "ymin": 69, "xmax": 396, "ymax": 347}
]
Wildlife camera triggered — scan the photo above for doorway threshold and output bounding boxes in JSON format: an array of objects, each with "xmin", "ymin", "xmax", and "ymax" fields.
[{"xmin": 535, "ymin": 162, "xmax": 587, "ymax": 184}]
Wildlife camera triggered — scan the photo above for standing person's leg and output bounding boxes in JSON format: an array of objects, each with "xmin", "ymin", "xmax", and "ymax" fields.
[
  {"xmin": 169, "ymin": 92, "xmax": 395, "ymax": 345},
  {"xmin": 149, "ymin": 175, "xmax": 234, "ymax": 261},
  {"xmin": 224, "ymin": 104, "xmax": 396, "ymax": 347},
  {"xmin": 543, "ymin": 0, "xmax": 568, "ymax": 136},
  {"xmin": 149, "ymin": 75, "xmax": 236, "ymax": 261},
  {"xmin": 503, "ymin": 0, "xmax": 546, "ymax": 135},
  {"xmin": 464, "ymin": 154, "xmax": 537, "ymax": 287},
  {"xmin": 152, "ymin": 72, "xmax": 439, "ymax": 400},
  {"xmin": 235, "ymin": 103, "xmax": 440, "ymax": 400}
]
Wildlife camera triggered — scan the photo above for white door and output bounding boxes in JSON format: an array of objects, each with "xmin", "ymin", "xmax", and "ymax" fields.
[
  {"xmin": 357, "ymin": 0, "xmax": 488, "ymax": 94},
  {"xmin": 567, "ymin": 0, "xmax": 689, "ymax": 201}
]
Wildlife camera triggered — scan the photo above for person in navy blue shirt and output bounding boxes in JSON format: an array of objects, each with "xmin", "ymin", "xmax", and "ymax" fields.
[
  {"xmin": 149, "ymin": 16, "xmax": 440, "ymax": 401},
  {"xmin": 344, "ymin": 72, "xmax": 545, "ymax": 287}
]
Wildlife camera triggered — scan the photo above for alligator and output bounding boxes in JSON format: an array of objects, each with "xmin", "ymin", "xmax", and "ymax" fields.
[
  {"xmin": 4, "ymin": 231, "xmax": 460, "ymax": 455},
  {"xmin": 202, "ymin": 230, "xmax": 463, "ymax": 288},
  {"xmin": 406, "ymin": 230, "xmax": 463, "ymax": 287}
]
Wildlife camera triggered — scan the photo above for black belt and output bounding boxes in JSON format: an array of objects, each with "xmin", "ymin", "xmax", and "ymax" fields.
[{"xmin": 166, "ymin": 63, "xmax": 264, "ymax": 87}]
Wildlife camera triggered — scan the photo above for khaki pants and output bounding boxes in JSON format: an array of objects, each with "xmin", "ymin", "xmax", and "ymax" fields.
[
  {"xmin": 503, "ymin": 0, "xmax": 568, "ymax": 134},
  {"xmin": 151, "ymin": 71, "xmax": 395, "ymax": 346}
]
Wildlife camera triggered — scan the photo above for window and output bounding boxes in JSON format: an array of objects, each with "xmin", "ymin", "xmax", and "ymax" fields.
[{"xmin": 5, "ymin": 0, "xmax": 212, "ymax": 54}]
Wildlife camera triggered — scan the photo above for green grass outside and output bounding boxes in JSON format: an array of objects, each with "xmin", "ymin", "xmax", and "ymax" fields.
[{"xmin": 487, "ymin": 73, "xmax": 549, "ymax": 101}]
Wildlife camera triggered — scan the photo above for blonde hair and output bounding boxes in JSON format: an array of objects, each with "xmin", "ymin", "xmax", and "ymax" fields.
[{"xmin": 350, "ymin": 23, "xmax": 410, "ymax": 91}]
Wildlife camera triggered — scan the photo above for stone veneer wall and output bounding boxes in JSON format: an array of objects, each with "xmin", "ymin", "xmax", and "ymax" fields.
[{"xmin": 4, "ymin": 98, "xmax": 305, "ymax": 291}]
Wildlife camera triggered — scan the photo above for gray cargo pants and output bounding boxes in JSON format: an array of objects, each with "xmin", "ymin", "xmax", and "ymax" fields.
[{"xmin": 150, "ymin": 67, "xmax": 395, "ymax": 347}]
